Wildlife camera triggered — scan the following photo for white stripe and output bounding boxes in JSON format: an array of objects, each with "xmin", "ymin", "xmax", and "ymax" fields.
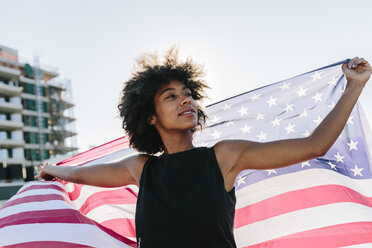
[
  {"xmin": 86, "ymin": 204, "xmax": 136, "ymax": 223},
  {"xmin": 68, "ymin": 148, "xmax": 137, "ymax": 167},
  {"xmin": 66, "ymin": 185, "xmax": 130, "ymax": 209},
  {"xmin": 359, "ymin": 103, "xmax": 372, "ymax": 174},
  {"xmin": 6, "ymin": 188, "xmax": 67, "ymax": 202},
  {"xmin": 234, "ymin": 202, "xmax": 372, "ymax": 247},
  {"xmin": 0, "ymin": 223, "xmax": 131, "ymax": 247},
  {"xmin": 342, "ymin": 243, "xmax": 372, "ymax": 248},
  {"xmin": 0, "ymin": 200, "xmax": 72, "ymax": 218},
  {"xmin": 15, "ymin": 181, "xmax": 65, "ymax": 193},
  {"xmin": 236, "ymin": 169, "xmax": 372, "ymax": 209}
]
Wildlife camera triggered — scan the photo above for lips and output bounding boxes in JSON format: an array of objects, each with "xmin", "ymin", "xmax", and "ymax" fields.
[{"xmin": 178, "ymin": 108, "xmax": 196, "ymax": 116}]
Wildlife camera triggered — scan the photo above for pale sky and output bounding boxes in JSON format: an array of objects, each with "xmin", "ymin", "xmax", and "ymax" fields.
[{"xmin": 1, "ymin": 0, "xmax": 372, "ymax": 152}]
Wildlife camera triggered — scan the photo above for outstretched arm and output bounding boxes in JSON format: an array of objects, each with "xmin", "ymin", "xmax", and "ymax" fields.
[
  {"xmin": 215, "ymin": 57, "xmax": 371, "ymax": 177},
  {"xmin": 36, "ymin": 154, "xmax": 149, "ymax": 187}
]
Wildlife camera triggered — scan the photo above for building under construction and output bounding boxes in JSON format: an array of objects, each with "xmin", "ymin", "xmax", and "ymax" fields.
[{"xmin": 0, "ymin": 44, "xmax": 78, "ymax": 199}]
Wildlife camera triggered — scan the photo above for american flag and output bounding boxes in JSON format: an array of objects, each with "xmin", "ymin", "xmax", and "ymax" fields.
[{"xmin": 1, "ymin": 60, "xmax": 372, "ymax": 247}]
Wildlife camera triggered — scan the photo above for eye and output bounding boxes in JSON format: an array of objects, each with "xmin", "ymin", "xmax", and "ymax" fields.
[{"xmin": 165, "ymin": 94, "xmax": 176, "ymax": 99}]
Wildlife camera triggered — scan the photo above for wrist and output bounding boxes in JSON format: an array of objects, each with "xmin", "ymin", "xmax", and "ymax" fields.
[{"xmin": 345, "ymin": 81, "xmax": 365, "ymax": 91}]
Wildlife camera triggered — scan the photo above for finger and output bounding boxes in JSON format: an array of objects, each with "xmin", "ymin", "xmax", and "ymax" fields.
[
  {"xmin": 349, "ymin": 57, "xmax": 359, "ymax": 69},
  {"xmin": 342, "ymin": 63, "xmax": 349, "ymax": 72},
  {"xmin": 352, "ymin": 57, "xmax": 362, "ymax": 68},
  {"xmin": 348, "ymin": 59, "xmax": 354, "ymax": 69},
  {"xmin": 354, "ymin": 58, "xmax": 365, "ymax": 66}
]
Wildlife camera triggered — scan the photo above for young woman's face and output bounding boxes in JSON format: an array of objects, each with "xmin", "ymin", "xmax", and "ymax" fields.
[{"xmin": 150, "ymin": 80, "xmax": 198, "ymax": 134}]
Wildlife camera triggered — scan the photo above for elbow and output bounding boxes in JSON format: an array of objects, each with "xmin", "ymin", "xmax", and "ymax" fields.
[
  {"xmin": 307, "ymin": 137, "xmax": 329, "ymax": 158},
  {"xmin": 313, "ymin": 147, "xmax": 327, "ymax": 158}
]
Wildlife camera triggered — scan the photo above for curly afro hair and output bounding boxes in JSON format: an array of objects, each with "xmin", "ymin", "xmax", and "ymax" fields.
[{"xmin": 118, "ymin": 47, "xmax": 209, "ymax": 154}]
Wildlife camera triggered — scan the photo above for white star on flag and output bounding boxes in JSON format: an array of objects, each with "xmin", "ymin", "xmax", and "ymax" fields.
[
  {"xmin": 255, "ymin": 113, "xmax": 265, "ymax": 120},
  {"xmin": 266, "ymin": 96, "xmax": 278, "ymax": 108},
  {"xmin": 301, "ymin": 161, "xmax": 311, "ymax": 168},
  {"xmin": 266, "ymin": 169, "xmax": 277, "ymax": 176},
  {"xmin": 347, "ymin": 139, "xmax": 358, "ymax": 151},
  {"xmin": 257, "ymin": 131, "xmax": 268, "ymax": 141},
  {"xmin": 211, "ymin": 130, "xmax": 221, "ymax": 139},
  {"xmin": 327, "ymin": 161, "xmax": 337, "ymax": 170},
  {"xmin": 350, "ymin": 165, "xmax": 364, "ymax": 177},
  {"xmin": 210, "ymin": 115, "xmax": 221, "ymax": 124},
  {"xmin": 249, "ymin": 93, "xmax": 261, "ymax": 101},
  {"xmin": 223, "ymin": 104, "xmax": 232, "ymax": 111},
  {"xmin": 285, "ymin": 123, "xmax": 295, "ymax": 134},
  {"xmin": 284, "ymin": 103, "xmax": 294, "ymax": 112},
  {"xmin": 302, "ymin": 129, "xmax": 311, "ymax": 137},
  {"xmin": 311, "ymin": 71, "xmax": 323, "ymax": 80},
  {"xmin": 240, "ymin": 124, "xmax": 252, "ymax": 134},
  {"xmin": 328, "ymin": 101, "xmax": 336, "ymax": 109},
  {"xmin": 328, "ymin": 77, "xmax": 337, "ymax": 87},
  {"xmin": 334, "ymin": 152, "xmax": 344, "ymax": 163},
  {"xmin": 280, "ymin": 82, "xmax": 291, "ymax": 91},
  {"xmin": 313, "ymin": 116, "xmax": 323, "ymax": 125},
  {"xmin": 296, "ymin": 87, "xmax": 308, "ymax": 97},
  {"xmin": 312, "ymin": 93, "xmax": 323, "ymax": 103},
  {"xmin": 226, "ymin": 121, "xmax": 235, "ymax": 127},
  {"xmin": 236, "ymin": 175, "xmax": 246, "ymax": 186},
  {"xmin": 347, "ymin": 116, "xmax": 354, "ymax": 125},
  {"xmin": 300, "ymin": 109, "xmax": 308, "ymax": 118},
  {"xmin": 238, "ymin": 106, "xmax": 248, "ymax": 116},
  {"xmin": 271, "ymin": 118, "xmax": 281, "ymax": 127}
]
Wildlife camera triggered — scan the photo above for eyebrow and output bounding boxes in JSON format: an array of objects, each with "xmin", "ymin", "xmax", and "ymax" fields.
[{"xmin": 160, "ymin": 86, "xmax": 189, "ymax": 96}]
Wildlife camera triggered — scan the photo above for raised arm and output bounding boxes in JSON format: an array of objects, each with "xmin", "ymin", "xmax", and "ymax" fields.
[
  {"xmin": 215, "ymin": 58, "xmax": 371, "ymax": 177},
  {"xmin": 36, "ymin": 154, "xmax": 149, "ymax": 187}
]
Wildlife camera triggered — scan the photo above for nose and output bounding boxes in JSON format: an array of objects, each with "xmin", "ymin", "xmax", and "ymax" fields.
[{"xmin": 180, "ymin": 94, "xmax": 191, "ymax": 106}]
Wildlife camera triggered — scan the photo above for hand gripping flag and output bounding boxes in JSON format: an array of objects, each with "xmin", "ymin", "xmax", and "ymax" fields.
[{"xmin": 1, "ymin": 60, "xmax": 372, "ymax": 247}]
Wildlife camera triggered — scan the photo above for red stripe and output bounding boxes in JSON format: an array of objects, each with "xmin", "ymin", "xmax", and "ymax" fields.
[
  {"xmin": 0, "ymin": 209, "xmax": 136, "ymax": 246},
  {"xmin": 1, "ymin": 241, "xmax": 93, "ymax": 248},
  {"xmin": 57, "ymin": 137, "xmax": 129, "ymax": 167},
  {"xmin": 101, "ymin": 218, "xmax": 136, "ymax": 238},
  {"xmin": 244, "ymin": 221, "xmax": 372, "ymax": 248},
  {"xmin": 67, "ymin": 183, "xmax": 83, "ymax": 201},
  {"xmin": 79, "ymin": 188, "xmax": 137, "ymax": 214},
  {"xmin": 1, "ymin": 194, "xmax": 67, "ymax": 209},
  {"xmin": 234, "ymin": 184, "xmax": 372, "ymax": 228},
  {"xmin": 18, "ymin": 184, "xmax": 66, "ymax": 194}
]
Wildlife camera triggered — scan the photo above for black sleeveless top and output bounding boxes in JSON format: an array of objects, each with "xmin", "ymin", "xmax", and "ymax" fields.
[{"xmin": 135, "ymin": 147, "xmax": 237, "ymax": 248}]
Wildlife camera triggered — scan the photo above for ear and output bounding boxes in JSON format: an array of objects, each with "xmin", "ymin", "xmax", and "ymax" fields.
[{"xmin": 148, "ymin": 115, "xmax": 157, "ymax": 125}]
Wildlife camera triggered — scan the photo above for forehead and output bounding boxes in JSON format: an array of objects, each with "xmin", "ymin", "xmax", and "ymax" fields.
[{"xmin": 156, "ymin": 80, "xmax": 189, "ymax": 94}]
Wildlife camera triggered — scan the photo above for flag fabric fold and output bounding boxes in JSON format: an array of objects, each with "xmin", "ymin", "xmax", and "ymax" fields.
[{"xmin": 1, "ymin": 60, "xmax": 372, "ymax": 247}]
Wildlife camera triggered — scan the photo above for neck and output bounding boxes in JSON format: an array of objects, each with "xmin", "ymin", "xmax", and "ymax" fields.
[{"xmin": 161, "ymin": 131, "xmax": 194, "ymax": 154}]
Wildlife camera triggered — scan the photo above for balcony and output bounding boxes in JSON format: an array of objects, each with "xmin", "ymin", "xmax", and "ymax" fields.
[
  {"xmin": 25, "ymin": 160, "xmax": 42, "ymax": 166},
  {"xmin": 24, "ymin": 143, "xmax": 40, "ymax": 149},
  {"xmin": 21, "ymin": 93, "xmax": 49, "ymax": 102},
  {"xmin": 51, "ymin": 129, "xmax": 77, "ymax": 138},
  {"xmin": 0, "ymin": 84, "xmax": 22, "ymax": 97},
  {"xmin": 0, "ymin": 65, "xmax": 21, "ymax": 78},
  {"xmin": 23, "ymin": 126, "xmax": 51, "ymax": 133},
  {"xmin": 22, "ymin": 109, "xmax": 50, "ymax": 118},
  {"xmin": 19, "ymin": 76, "xmax": 36, "ymax": 84},
  {"xmin": 0, "ymin": 119, "xmax": 23, "ymax": 130},
  {"xmin": 0, "ymin": 101, "xmax": 22, "ymax": 113},
  {"xmin": 0, "ymin": 139, "xmax": 25, "ymax": 148},
  {"xmin": 52, "ymin": 144, "xmax": 78, "ymax": 153},
  {"xmin": 0, "ymin": 158, "xmax": 24, "ymax": 165}
]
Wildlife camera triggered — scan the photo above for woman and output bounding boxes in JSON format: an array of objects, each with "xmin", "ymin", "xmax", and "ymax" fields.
[{"xmin": 38, "ymin": 49, "xmax": 371, "ymax": 247}]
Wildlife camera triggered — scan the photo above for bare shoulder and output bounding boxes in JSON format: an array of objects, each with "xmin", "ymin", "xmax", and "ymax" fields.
[
  {"xmin": 213, "ymin": 140, "xmax": 256, "ymax": 175},
  {"xmin": 118, "ymin": 153, "xmax": 151, "ymax": 185}
]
